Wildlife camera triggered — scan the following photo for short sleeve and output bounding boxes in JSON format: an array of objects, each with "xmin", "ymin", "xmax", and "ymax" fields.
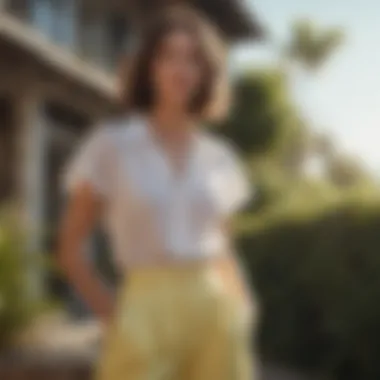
[
  {"xmin": 63, "ymin": 127, "xmax": 113, "ymax": 198},
  {"xmin": 213, "ymin": 142, "xmax": 253, "ymax": 215}
]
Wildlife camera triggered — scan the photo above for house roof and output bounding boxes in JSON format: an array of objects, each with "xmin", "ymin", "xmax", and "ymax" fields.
[
  {"xmin": 128, "ymin": 0, "xmax": 264, "ymax": 41},
  {"xmin": 192, "ymin": 0, "xmax": 263, "ymax": 41}
]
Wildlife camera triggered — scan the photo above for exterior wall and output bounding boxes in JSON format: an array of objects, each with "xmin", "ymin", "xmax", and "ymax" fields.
[
  {"xmin": 4, "ymin": 0, "xmax": 132, "ymax": 73},
  {"xmin": 0, "ymin": 52, "xmax": 102, "ymax": 303},
  {"xmin": 0, "ymin": 0, "xmax": 131, "ymax": 311}
]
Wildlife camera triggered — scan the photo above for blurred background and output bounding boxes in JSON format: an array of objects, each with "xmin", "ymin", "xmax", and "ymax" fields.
[{"xmin": 0, "ymin": 0, "xmax": 379, "ymax": 379}]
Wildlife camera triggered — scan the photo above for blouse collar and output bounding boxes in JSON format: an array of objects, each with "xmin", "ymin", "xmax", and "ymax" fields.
[{"xmin": 131, "ymin": 113, "xmax": 204, "ymax": 184}]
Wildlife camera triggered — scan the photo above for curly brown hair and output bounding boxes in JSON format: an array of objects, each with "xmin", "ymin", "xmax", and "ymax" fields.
[{"xmin": 118, "ymin": 6, "xmax": 230, "ymax": 121}]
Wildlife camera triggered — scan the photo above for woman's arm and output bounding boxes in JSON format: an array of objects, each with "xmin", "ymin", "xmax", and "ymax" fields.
[
  {"xmin": 217, "ymin": 221, "xmax": 252, "ymax": 306},
  {"xmin": 57, "ymin": 182, "xmax": 114, "ymax": 324},
  {"xmin": 217, "ymin": 254, "xmax": 251, "ymax": 303}
]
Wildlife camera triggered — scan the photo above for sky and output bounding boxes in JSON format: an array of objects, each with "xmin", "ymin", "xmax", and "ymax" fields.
[{"xmin": 231, "ymin": 0, "xmax": 380, "ymax": 174}]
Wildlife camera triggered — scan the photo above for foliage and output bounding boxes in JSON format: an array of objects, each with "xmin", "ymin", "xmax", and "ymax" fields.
[
  {"xmin": 226, "ymin": 67, "xmax": 380, "ymax": 377},
  {"xmin": 326, "ymin": 154, "xmax": 373, "ymax": 188},
  {"xmin": 217, "ymin": 68, "xmax": 304, "ymax": 158},
  {"xmin": 0, "ymin": 207, "xmax": 45, "ymax": 348},
  {"xmin": 218, "ymin": 21, "xmax": 380, "ymax": 378},
  {"xmin": 284, "ymin": 19, "xmax": 344, "ymax": 72},
  {"xmin": 238, "ymin": 195, "xmax": 380, "ymax": 380}
]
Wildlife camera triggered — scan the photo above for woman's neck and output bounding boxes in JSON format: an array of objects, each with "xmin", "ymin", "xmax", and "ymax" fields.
[
  {"xmin": 148, "ymin": 106, "xmax": 197, "ymax": 175},
  {"xmin": 151, "ymin": 105, "xmax": 193, "ymax": 127},
  {"xmin": 149, "ymin": 106, "xmax": 194, "ymax": 138}
]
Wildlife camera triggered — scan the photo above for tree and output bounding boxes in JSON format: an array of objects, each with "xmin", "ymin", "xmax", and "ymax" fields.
[
  {"xmin": 219, "ymin": 17, "xmax": 380, "ymax": 380},
  {"xmin": 284, "ymin": 19, "xmax": 344, "ymax": 72},
  {"xmin": 217, "ymin": 69, "xmax": 303, "ymax": 158},
  {"xmin": 215, "ymin": 67, "xmax": 310, "ymax": 211},
  {"xmin": 326, "ymin": 154, "xmax": 373, "ymax": 189},
  {"xmin": 276, "ymin": 19, "xmax": 345, "ymax": 179}
]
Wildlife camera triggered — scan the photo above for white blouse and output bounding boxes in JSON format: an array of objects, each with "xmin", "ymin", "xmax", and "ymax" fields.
[{"xmin": 64, "ymin": 115, "xmax": 252, "ymax": 268}]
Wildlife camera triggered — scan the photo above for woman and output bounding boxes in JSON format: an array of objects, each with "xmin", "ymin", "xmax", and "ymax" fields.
[{"xmin": 58, "ymin": 6, "xmax": 258, "ymax": 380}]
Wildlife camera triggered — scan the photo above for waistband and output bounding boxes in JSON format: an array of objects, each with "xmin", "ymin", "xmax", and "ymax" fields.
[{"xmin": 123, "ymin": 253, "xmax": 232, "ymax": 284}]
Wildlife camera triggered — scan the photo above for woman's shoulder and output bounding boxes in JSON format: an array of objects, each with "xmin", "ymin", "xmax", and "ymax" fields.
[
  {"xmin": 199, "ymin": 130, "xmax": 241, "ymax": 164},
  {"xmin": 89, "ymin": 114, "xmax": 147, "ymax": 150}
]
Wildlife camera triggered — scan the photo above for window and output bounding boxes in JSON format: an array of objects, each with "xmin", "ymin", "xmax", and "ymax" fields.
[
  {"xmin": 5, "ymin": 0, "xmax": 29, "ymax": 20},
  {"xmin": 105, "ymin": 14, "xmax": 130, "ymax": 70},
  {"xmin": 80, "ymin": 9, "xmax": 130, "ymax": 71},
  {"xmin": 80, "ymin": 9, "xmax": 108, "ymax": 67},
  {"xmin": 29, "ymin": 0, "xmax": 78, "ymax": 50},
  {"xmin": 54, "ymin": 0, "xmax": 77, "ymax": 49},
  {"xmin": 29, "ymin": 0, "xmax": 54, "ymax": 36}
]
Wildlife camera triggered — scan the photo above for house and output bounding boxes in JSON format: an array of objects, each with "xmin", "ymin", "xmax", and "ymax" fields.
[{"xmin": 0, "ymin": 0, "xmax": 262, "ymax": 303}]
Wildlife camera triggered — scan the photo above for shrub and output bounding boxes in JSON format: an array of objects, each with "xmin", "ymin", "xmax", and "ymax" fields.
[
  {"xmin": 239, "ymin": 198, "xmax": 380, "ymax": 380},
  {"xmin": 0, "ymin": 207, "xmax": 45, "ymax": 348}
]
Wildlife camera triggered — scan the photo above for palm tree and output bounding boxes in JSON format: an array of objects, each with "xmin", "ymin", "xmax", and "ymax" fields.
[
  {"xmin": 278, "ymin": 19, "xmax": 344, "ymax": 177},
  {"xmin": 284, "ymin": 19, "xmax": 344, "ymax": 73}
]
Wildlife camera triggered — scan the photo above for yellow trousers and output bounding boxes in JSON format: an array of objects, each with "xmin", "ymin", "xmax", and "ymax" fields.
[{"xmin": 96, "ymin": 263, "xmax": 257, "ymax": 380}]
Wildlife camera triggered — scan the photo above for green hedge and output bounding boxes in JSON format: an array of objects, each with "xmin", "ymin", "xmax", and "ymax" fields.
[{"xmin": 239, "ymin": 199, "xmax": 380, "ymax": 380}]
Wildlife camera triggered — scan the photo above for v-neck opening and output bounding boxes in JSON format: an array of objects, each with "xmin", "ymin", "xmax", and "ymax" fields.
[{"xmin": 142, "ymin": 118, "xmax": 199, "ymax": 185}]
